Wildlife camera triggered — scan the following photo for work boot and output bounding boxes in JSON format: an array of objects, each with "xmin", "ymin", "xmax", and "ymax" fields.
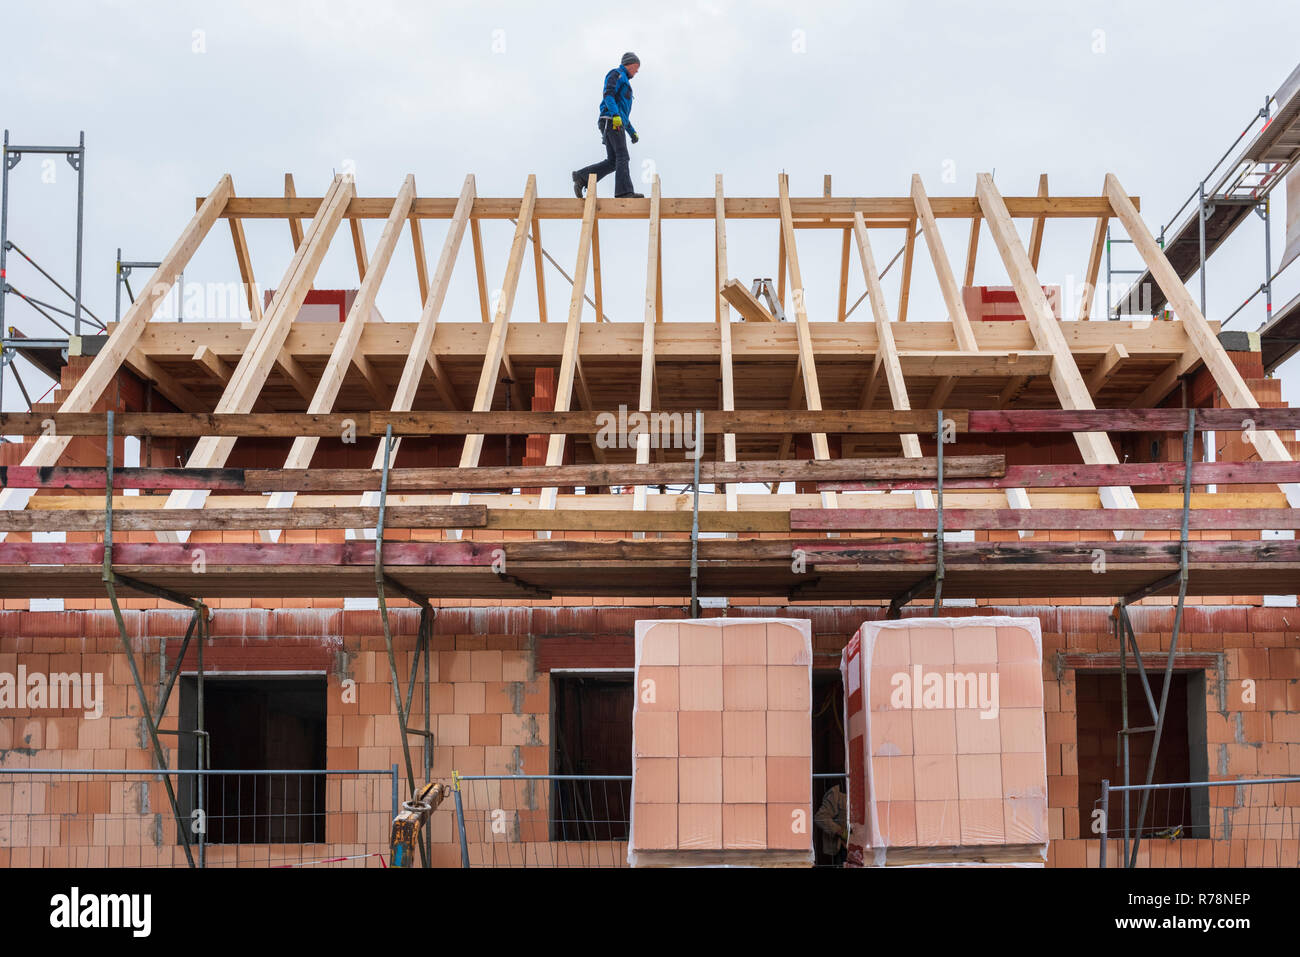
[
  {"xmin": 616, "ymin": 191, "xmax": 645, "ymax": 198},
  {"xmin": 572, "ymin": 172, "xmax": 585, "ymax": 198}
]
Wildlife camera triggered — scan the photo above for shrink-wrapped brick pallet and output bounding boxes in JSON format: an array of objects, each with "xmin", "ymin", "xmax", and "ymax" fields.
[
  {"xmin": 841, "ymin": 617, "xmax": 1048, "ymax": 867},
  {"xmin": 628, "ymin": 618, "xmax": 815, "ymax": 867}
]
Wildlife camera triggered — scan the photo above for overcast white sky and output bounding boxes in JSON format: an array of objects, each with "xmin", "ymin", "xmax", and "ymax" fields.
[{"xmin": 2, "ymin": 0, "xmax": 1299, "ymax": 412}]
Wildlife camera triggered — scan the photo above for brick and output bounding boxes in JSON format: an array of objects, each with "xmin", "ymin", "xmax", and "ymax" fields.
[
  {"xmin": 911, "ymin": 709, "xmax": 957, "ymax": 755},
  {"xmin": 909, "ymin": 627, "xmax": 955, "ymax": 667},
  {"xmin": 634, "ymin": 758, "xmax": 677, "ymax": 804},
  {"xmin": 766, "ymin": 755, "xmax": 811, "ymax": 804},
  {"xmin": 877, "ymin": 801, "xmax": 917, "ymax": 846},
  {"xmin": 766, "ymin": 711, "xmax": 810, "ymax": 756},
  {"xmin": 634, "ymin": 711, "xmax": 678, "ymax": 758},
  {"xmin": 1000, "ymin": 708, "xmax": 1045, "ymax": 754},
  {"xmin": 469, "ymin": 712, "xmax": 500, "ymax": 746},
  {"xmin": 1271, "ymin": 648, "xmax": 1300, "ymax": 679},
  {"xmin": 955, "ymin": 710, "xmax": 1001, "ymax": 753},
  {"xmin": 1002, "ymin": 753, "xmax": 1046, "ymax": 799},
  {"xmin": 957, "ymin": 753, "xmax": 1003, "ymax": 800},
  {"xmin": 999, "ymin": 662, "xmax": 1044, "ymax": 709},
  {"xmin": 723, "ymin": 665, "xmax": 767, "ymax": 711},
  {"xmin": 914, "ymin": 800, "xmax": 961, "ymax": 845},
  {"xmin": 767, "ymin": 666, "xmax": 810, "ymax": 712},
  {"xmin": 767, "ymin": 804, "xmax": 810, "ymax": 850},
  {"xmin": 722, "ymin": 803, "xmax": 766, "ymax": 849},
  {"xmin": 870, "ymin": 710, "xmax": 913, "ymax": 756},
  {"xmin": 639, "ymin": 624, "xmax": 679, "ymax": 666},
  {"xmin": 722, "ymin": 756, "xmax": 766, "ymax": 803},
  {"xmin": 875, "ymin": 755, "xmax": 915, "ymax": 802},
  {"xmin": 914, "ymin": 754, "xmax": 959, "ymax": 800},
  {"xmin": 678, "ymin": 623, "xmax": 722, "ymax": 665},
  {"xmin": 997, "ymin": 626, "xmax": 1039, "ymax": 663},
  {"xmin": 632, "ymin": 803, "xmax": 676, "ymax": 850},
  {"xmin": 437, "ymin": 713, "xmax": 469, "ymax": 747},
  {"xmin": 678, "ymin": 804, "xmax": 723, "ymax": 850},
  {"xmin": 453, "ymin": 682, "xmax": 486, "ymax": 714},
  {"xmin": 438, "ymin": 651, "xmax": 472, "ymax": 683},
  {"xmin": 722, "ymin": 711, "xmax": 765, "ymax": 757},
  {"xmin": 469, "ymin": 650, "xmax": 502, "ymax": 682},
  {"xmin": 960, "ymin": 798, "xmax": 1006, "ymax": 844},
  {"xmin": 767, "ymin": 623, "xmax": 810, "ymax": 666},
  {"xmin": 678, "ymin": 710, "xmax": 722, "ymax": 757},
  {"xmin": 501, "ymin": 651, "xmax": 530, "ymax": 682},
  {"xmin": 637, "ymin": 667, "xmax": 679, "ymax": 711},
  {"xmin": 722, "ymin": 623, "xmax": 767, "ymax": 665},
  {"xmin": 679, "ymin": 757, "xmax": 723, "ymax": 804},
  {"xmin": 679, "ymin": 666, "xmax": 723, "ymax": 711}
]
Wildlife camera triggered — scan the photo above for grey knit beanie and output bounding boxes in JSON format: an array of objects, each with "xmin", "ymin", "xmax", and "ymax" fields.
[{"xmin": 621, "ymin": 52, "xmax": 640, "ymax": 66}]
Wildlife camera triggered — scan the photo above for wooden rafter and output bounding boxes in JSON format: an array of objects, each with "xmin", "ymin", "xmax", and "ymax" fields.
[
  {"xmin": 157, "ymin": 174, "xmax": 355, "ymax": 538},
  {"xmin": 632, "ymin": 176, "xmax": 662, "ymax": 522},
  {"xmin": 1079, "ymin": 206, "xmax": 1109, "ymax": 321},
  {"xmin": 1027, "ymin": 173, "xmax": 1049, "ymax": 270},
  {"xmin": 539, "ymin": 175, "xmax": 598, "ymax": 517},
  {"xmin": 1104, "ymin": 172, "xmax": 1297, "ymax": 504},
  {"xmin": 716, "ymin": 174, "xmax": 738, "ymax": 516},
  {"xmin": 977, "ymin": 172, "xmax": 1141, "ymax": 532},
  {"xmin": 0, "ymin": 174, "xmax": 235, "ymax": 533}
]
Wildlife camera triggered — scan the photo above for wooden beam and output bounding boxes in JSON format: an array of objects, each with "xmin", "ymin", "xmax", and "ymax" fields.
[
  {"xmin": 213, "ymin": 194, "xmax": 1134, "ymax": 221},
  {"xmin": 157, "ymin": 174, "xmax": 355, "ymax": 538},
  {"xmin": 837, "ymin": 228, "xmax": 851, "ymax": 322},
  {"xmin": 284, "ymin": 173, "xmax": 305, "ymax": 252},
  {"xmin": 470, "ymin": 215, "xmax": 491, "ymax": 323},
  {"xmin": 227, "ymin": 205, "xmax": 262, "ymax": 322},
  {"xmin": 778, "ymin": 174, "xmax": 835, "ymax": 510},
  {"xmin": 410, "ymin": 202, "xmax": 430, "ymax": 306},
  {"xmin": 279, "ymin": 176, "xmax": 416, "ymax": 480},
  {"xmin": 1105, "ymin": 172, "xmax": 1296, "ymax": 503},
  {"xmin": 792, "ymin": 507, "xmax": 1300, "ymax": 533},
  {"xmin": 896, "ymin": 215, "xmax": 917, "ymax": 321},
  {"xmin": 192, "ymin": 345, "xmax": 232, "ymax": 384},
  {"xmin": 275, "ymin": 349, "xmax": 317, "ymax": 401},
  {"xmin": 851, "ymin": 212, "xmax": 933, "ymax": 511},
  {"xmin": 1027, "ymin": 173, "xmax": 1048, "ymax": 270},
  {"xmin": 632, "ymin": 176, "xmax": 662, "ymax": 521},
  {"xmin": 361, "ymin": 175, "xmax": 477, "ymax": 535},
  {"xmin": 591, "ymin": 218, "xmax": 605, "ymax": 322},
  {"xmin": 911, "ymin": 175, "xmax": 979, "ymax": 351},
  {"xmin": 716, "ymin": 175, "xmax": 739, "ymax": 516},
  {"xmin": 1079, "ymin": 208, "xmax": 1109, "ymax": 321},
  {"xmin": 720, "ymin": 279, "xmax": 777, "ymax": 322},
  {"xmin": 977, "ymin": 172, "xmax": 1141, "ymax": 530},
  {"xmin": 452, "ymin": 176, "xmax": 539, "ymax": 497},
  {"xmin": 0, "ymin": 174, "xmax": 235, "ymax": 534},
  {"xmin": 1084, "ymin": 343, "xmax": 1129, "ymax": 395},
  {"xmin": 963, "ymin": 201, "xmax": 981, "ymax": 287},
  {"xmin": 530, "ymin": 217, "xmax": 548, "ymax": 323},
  {"xmin": 349, "ymin": 216, "xmax": 368, "ymax": 279},
  {"xmin": 539, "ymin": 176, "xmax": 599, "ymax": 516},
  {"xmin": 124, "ymin": 350, "xmax": 206, "ymax": 412}
]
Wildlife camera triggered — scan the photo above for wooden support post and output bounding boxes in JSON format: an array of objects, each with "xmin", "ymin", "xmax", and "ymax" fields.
[
  {"xmin": 284, "ymin": 173, "xmax": 305, "ymax": 252},
  {"xmin": 716, "ymin": 174, "xmax": 739, "ymax": 517},
  {"xmin": 1079, "ymin": 208, "xmax": 1109, "ymax": 321},
  {"xmin": 538, "ymin": 176, "xmax": 598, "ymax": 520},
  {"xmin": 897, "ymin": 215, "xmax": 917, "ymax": 321},
  {"xmin": 632, "ymin": 176, "xmax": 662, "ymax": 525},
  {"xmin": 852, "ymin": 213, "xmax": 933, "ymax": 510},
  {"xmin": 449, "ymin": 176, "xmax": 538, "ymax": 527},
  {"xmin": 1028, "ymin": 174, "xmax": 1049, "ymax": 270},
  {"xmin": 470, "ymin": 214, "xmax": 490, "ymax": 324},
  {"xmin": 530, "ymin": 217, "xmax": 548, "ymax": 323},
  {"xmin": 777, "ymin": 173, "xmax": 835, "ymax": 509},
  {"xmin": 227, "ymin": 202, "xmax": 262, "ymax": 322},
  {"xmin": 912, "ymin": 174, "xmax": 979, "ymax": 410},
  {"xmin": 977, "ymin": 172, "xmax": 1142, "ymax": 533}
]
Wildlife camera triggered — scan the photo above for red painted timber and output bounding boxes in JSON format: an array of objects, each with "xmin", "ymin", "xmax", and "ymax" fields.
[
  {"xmin": 791, "ymin": 508, "xmax": 1300, "ymax": 531},
  {"xmin": 0, "ymin": 541, "xmax": 496, "ymax": 566},
  {"xmin": 967, "ymin": 408, "xmax": 1300, "ymax": 433},
  {"xmin": 818, "ymin": 460, "xmax": 1300, "ymax": 491}
]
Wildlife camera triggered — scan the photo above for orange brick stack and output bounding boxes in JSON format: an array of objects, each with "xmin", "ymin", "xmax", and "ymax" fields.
[
  {"xmin": 841, "ymin": 616, "xmax": 1048, "ymax": 866},
  {"xmin": 628, "ymin": 618, "xmax": 814, "ymax": 866}
]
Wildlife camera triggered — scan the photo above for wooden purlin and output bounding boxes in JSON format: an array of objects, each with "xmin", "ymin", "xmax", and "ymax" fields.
[
  {"xmin": 715, "ymin": 175, "xmax": 739, "ymax": 517},
  {"xmin": 975, "ymin": 172, "xmax": 1142, "ymax": 536}
]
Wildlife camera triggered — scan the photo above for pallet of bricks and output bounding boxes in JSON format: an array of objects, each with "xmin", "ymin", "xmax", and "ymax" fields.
[
  {"xmin": 628, "ymin": 619, "xmax": 815, "ymax": 867},
  {"xmin": 841, "ymin": 617, "xmax": 1050, "ymax": 867}
]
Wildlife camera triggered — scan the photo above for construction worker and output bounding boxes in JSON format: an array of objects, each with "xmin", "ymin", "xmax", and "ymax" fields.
[
  {"xmin": 572, "ymin": 52, "xmax": 644, "ymax": 199},
  {"xmin": 814, "ymin": 783, "xmax": 847, "ymax": 865}
]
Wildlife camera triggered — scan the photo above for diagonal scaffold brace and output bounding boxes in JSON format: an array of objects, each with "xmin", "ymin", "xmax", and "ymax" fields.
[
  {"xmin": 887, "ymin": 409, "xmax": 947, "ymax": 619},
  {"xmin": 100, "ymin": 411, "xmax": 205, "ymax": 868},
  {"xmin": 373, "ymin": 424, "xmax": 435, "ymax": 868},
  {"xmin": 1101, "ymin": 408, "xmax": 1195, "ymax": 869}
]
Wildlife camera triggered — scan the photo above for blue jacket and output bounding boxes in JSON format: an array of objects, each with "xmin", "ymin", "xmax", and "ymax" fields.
[{"xmin": 599, "ymin": 65, "xmax": 636, "ymax": 136}]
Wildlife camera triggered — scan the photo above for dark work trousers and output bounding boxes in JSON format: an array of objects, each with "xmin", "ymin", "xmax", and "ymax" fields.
[{"xmin": 575, "ymin": 118, "xmax": 634, "ymax": 197}]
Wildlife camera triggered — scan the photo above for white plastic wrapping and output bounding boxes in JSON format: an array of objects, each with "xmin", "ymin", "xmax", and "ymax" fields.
[{"xmin": 841, "ymin": 616, "xmax": 1049, "ymax": 867}]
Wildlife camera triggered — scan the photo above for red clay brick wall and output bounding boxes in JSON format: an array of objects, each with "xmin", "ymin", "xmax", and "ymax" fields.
[{"xmin": 1, "ymin": 604, "xmax": 1297, "ymax": 867}]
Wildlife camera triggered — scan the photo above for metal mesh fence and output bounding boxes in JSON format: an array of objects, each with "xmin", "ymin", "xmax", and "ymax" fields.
[
  {"xmin": 0, "ymin": 768, "xmax": 397, "ymax": 868},
  {"xmin": 452, "ymin": 774, "xmax": 631, "ymax": 867},
  {"xmin": 1097, "ymin": 776, "xmax": 1300, "ymax": 867}
]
